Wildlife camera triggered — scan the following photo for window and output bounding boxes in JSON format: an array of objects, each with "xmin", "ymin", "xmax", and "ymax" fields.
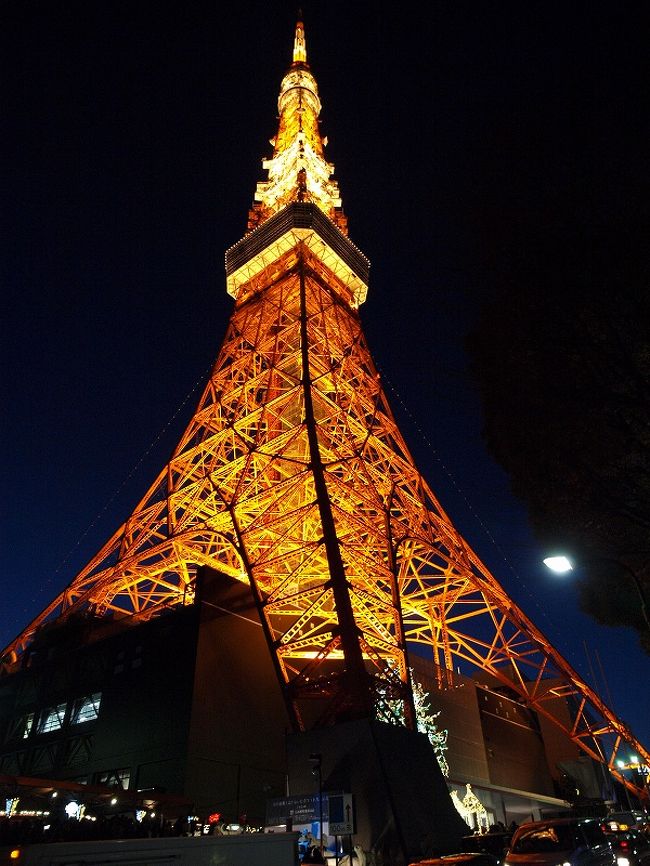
[
  {"xmin": 512, "ymin": 824, "xmax": 580, "ymax": 853},
  {"xmin": 38, "ymin": 703, "xmax": 67, "ymax": 733},
  {"xmin": 71, "ymin": 692, "xmax": 102, "ymax": 724},
  {"xmin": 65, "ymin": 736, "xmax": 93, "ymax": 768},
  {"xmin": 3, "ymin": 713, "xmax": 34, "ymax": 742},
  {"xmin": 97, "ymin": 768, "xmax": 131, "ymax": 790},
  {"xmin": 23, "ymin": 712, "xmax": 34, "ymax": 739},
  {"xmin": 0, "ymin": 751, "xmax": 26, "ymax": 774}
]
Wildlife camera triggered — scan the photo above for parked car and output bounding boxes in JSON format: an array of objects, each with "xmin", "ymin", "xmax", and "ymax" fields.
[
  {"xmin": 464, "ymin": 832, "xmax": 513, "ymax": 860},
  {"xmin": 603, "ymin": 829, "xmax": 650, "ymax": 866},
  {"xmin": 504, "ymin": 818, "xmax": 615, "ymax": 866},
  {"xmin": 606, "ymin": 814, "xmax": 648, "ymax": 831}
]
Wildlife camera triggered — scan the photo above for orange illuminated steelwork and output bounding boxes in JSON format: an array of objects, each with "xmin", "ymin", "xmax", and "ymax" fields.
[
  {"xmin": 2, "ymin": 19, "xmax": 647, "ymax": 800},
  {"xmin": 247, "ymin": 19, "xmax": 347, "ymax": 235}
]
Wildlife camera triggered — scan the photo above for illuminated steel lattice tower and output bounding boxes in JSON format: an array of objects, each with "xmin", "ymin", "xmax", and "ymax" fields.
[{"xmin": 3, "ymin": 21, "xmax": 648, "ymax": 798}]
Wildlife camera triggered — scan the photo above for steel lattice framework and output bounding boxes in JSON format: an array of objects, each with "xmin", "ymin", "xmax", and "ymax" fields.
[{"xmin": 3, "ymin": 19, "xmax": 647, "ymax": 800}]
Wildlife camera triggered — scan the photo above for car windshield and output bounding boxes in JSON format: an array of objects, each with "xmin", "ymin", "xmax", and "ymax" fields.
[
  {"xmin": 610, "ymin": 813, "xmax": 642, "ymax": 823},
  {"xmin": 512, "ymin": 825, "xmax": 579, "ymax": 853}
]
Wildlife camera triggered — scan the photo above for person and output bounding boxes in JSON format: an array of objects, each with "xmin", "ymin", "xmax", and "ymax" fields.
[
  {"xmin": 340, "ymin": 846, "xmax": 367, "ymax": 865},
  {"xmin": 303, "ymin": 844, "xmax": 326, "ymax": 863}
]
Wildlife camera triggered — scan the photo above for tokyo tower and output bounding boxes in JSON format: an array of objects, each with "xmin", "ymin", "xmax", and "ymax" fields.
[{"xmin": 3, "ymin": 19, "xmax": 647, "ymax": 802}]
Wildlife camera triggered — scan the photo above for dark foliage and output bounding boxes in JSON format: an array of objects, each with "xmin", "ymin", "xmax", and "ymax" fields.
[{"xmin": 464, "ymin": 96, "xmax": 650, "ymax": 651}]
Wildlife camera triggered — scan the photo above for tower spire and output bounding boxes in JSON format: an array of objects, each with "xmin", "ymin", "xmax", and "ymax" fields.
[
  {"xmin": 248, "ymin": 17, "xmax": 347, "ymax": 233},
  {"xmin": 293, "ymin": 16, "xmax": 307, "ymax": 64}
]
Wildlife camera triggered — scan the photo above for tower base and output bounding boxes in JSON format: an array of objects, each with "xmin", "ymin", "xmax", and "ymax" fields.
[{"xmin": 287, "ymin": 718, "xmax": 469, "ymax": 865}]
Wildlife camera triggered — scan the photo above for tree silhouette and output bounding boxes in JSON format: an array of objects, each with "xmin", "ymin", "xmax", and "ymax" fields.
[{"xmin": 465, "ymin": 185, "xmax": 650, "ymax": 653}]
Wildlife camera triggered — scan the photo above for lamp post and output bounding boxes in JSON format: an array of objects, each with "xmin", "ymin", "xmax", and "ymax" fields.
[
  {"xmin": 309, "ymin": 752, "xmax": 323, "ymax": 856},
  {"xmin": 616, "ymin": 756, "xmax": 650, "ymax": 805},
  {"xmin": 542, "ymin": 554, "xmax": 650, "ymax": 631}
]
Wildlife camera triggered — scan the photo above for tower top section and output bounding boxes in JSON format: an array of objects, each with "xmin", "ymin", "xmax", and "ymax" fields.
[
  {"xmin": 248, "ymin": 18, "xmax": 348, "ymax": 234},
  {"xmin": 292, "ymin": 17, "xmax": 307, "ymax": 63}
]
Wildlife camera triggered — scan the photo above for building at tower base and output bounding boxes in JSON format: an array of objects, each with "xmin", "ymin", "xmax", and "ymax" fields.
[
  {"xmin": 1, "ymin": 565, "xmax": 595, "ymax": 855},
  {"xmin": 0, "ymin": 568, "xmax": 290, "ymax": 825}
]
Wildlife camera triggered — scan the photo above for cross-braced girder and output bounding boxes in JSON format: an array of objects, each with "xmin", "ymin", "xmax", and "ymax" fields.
[
  {"xmin": 3, "ymin": 15, "xmax": 648, "ymax": 800},
  {"xmin": 3, "ymin": 235, "xmax": 647, "ymax": 799}
]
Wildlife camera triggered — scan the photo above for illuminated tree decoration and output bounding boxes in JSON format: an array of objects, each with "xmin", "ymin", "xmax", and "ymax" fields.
[
  {"xmin": 376, "ymin": 669, "xmax": 449, "ymax": 776},
  {"xmin": 462, "ymin": 784, "xmax": 488, "ymax": 831},
  {"xmin": 450, "ymin": 790, "xmax": 468, "ymax": 822},
  {"xmin": 412, "ymin": 676, "xmax": 450, "ymax": 776}
]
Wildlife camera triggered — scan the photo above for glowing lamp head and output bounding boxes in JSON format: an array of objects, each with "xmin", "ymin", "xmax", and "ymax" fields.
[
  {"xmin": 543, "ymin": 556, "xmax": 574, "ymax": 574},
  {"xmin": 64, "ymin": 801, "xmax": 80, "ymax": 819}
]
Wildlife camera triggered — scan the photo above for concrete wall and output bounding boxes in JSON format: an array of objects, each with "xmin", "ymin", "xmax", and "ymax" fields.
[
  {"xmin": 411, "ymin": 656, "xmax": 490, "ymax": 783},
  {"xmin": 185, "ymin": 570, "xmax": 292, "ymax": 822},
  {"xmin": 476, "ymin": 684, "xmax": 555, "ymax": 795},
  {"xmin": 534, "ymin": 684, "xmax": 582, "ymax": 788},
  {"xmin": 0, "ymin": 609, "xmax": 199, "ymax": 796},
  {"xmin": 90, "ymin": 610, "xmax": 198, "ymax": 796},
  {"xmin": 0, "ymin": 570, "xmax": 292, "ymax": 823},
  {"xmin": 286, "ymin": 718, "xmax": 469, "ymax": 866}
]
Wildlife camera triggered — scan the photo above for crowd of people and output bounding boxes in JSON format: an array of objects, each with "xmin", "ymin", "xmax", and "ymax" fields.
[{"xmin": 0, "ymin": 811, "xmax": 187, "ymax": 848}]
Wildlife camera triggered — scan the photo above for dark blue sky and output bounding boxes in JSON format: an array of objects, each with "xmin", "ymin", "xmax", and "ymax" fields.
[{"xmin": 2, "ymin": 1, "xmax": 648, "ymax": 750}]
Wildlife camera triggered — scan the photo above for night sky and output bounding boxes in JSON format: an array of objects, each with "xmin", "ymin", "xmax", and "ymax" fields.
[{"xmin": 3, "ymin": 1, "xmax": 648, "ymax": 751}]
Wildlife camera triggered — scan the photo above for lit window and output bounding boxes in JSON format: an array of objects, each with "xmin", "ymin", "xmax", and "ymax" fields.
[
  {"xmin": 97, "ymin": 768, "xmax": 130, "ymax": 790},
  {"xmin": 38, "ymin": 703, "xmax": 67, "ymax": 733},
  {"xmin": 23, "ymin": 713, "xmax": 34, "ymax": 739},
  {"xmin": 72, "ymin": 693, "xmax": 102, "ymax": 724}
]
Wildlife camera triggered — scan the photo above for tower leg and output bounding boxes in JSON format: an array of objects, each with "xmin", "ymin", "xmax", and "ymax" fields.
[{"xmin": 286, "ymin": 719, "xmax": 469, "ymax": 865}]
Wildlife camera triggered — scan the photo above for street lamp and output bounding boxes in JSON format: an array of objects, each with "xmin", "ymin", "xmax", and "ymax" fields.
[
  {"xmin": 542, "ymin": 554, "xmax": 650, "ymax": 631},
  {"xmin": 309, "ymin": 753, "xmax": 323, "ymax": 856},
  {"xmin": 617, "ymin": 756, "xmax": 650, "ymax": 782},
  {"xmin": 615, "ymin": 756, "xmax": 650, "ymax": 809}
]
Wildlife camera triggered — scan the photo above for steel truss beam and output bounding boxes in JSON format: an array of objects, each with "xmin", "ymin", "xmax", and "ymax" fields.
[{"xmin": 3, "ymin": 237, "xmax": 647, "ymax": 801}]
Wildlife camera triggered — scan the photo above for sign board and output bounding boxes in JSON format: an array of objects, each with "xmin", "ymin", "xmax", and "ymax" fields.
[
  {"xmin": 266, "ymin": 794, "xmax": 329, "ymax": 827},
  {"xmin": 327, "ymin": 793, "xmax": 354, "ymax": 835}
]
